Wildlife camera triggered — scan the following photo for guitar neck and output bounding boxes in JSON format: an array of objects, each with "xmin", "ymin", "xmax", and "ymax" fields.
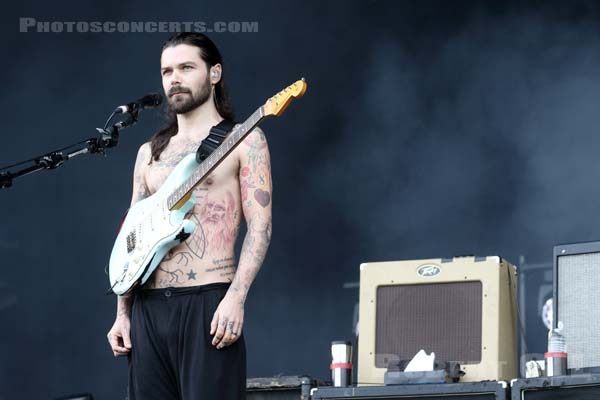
[{"xmin": 166, "ymin": 107, "xmax": 265, "ymax": 210}]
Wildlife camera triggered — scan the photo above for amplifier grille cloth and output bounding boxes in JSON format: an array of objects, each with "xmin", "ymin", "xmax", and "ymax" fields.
[
  {"xmin": 558, "ymin": 252, "xmax": 600, "ymax": 369},
  {"xmin": 375, "ymin": 281, "xmax": 482, "ymax": 368}
]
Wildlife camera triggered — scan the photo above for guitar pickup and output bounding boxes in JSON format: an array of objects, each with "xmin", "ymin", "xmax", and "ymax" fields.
[{"xmin": 126, "ymin": 231, "xmax": 136, "ymax": 253}]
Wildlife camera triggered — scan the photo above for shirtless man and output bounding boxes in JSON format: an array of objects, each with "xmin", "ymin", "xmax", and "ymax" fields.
[{"xmin": 106, "ymin": 32, "xmax": 272, "ymax": 400}]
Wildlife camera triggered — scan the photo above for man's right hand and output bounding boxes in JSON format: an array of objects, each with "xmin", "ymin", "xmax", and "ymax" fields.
[{"xmin": 107, "ymin": 316, "xmax": 132, "ymax": 357}]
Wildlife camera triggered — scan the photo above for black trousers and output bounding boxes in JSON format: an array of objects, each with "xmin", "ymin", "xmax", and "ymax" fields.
[{"xmin": 128, "ymin": 283, "xmax": 246, "ymax": 400}]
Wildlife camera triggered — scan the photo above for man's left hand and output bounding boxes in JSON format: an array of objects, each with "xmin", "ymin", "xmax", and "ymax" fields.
[{"xmin": 210, "ymin": 293, "xmax": 244, "ymax": 349}]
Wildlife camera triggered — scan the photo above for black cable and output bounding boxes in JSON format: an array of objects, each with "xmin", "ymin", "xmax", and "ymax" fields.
[{"xmin": 103, "ymin": 110, "xmax": 118, "ymax": 130}]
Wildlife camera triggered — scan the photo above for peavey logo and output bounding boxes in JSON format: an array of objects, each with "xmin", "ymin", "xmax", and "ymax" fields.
[{"xmin": 417, "ymin": 264, "xmax": 441, "ymax": 277}]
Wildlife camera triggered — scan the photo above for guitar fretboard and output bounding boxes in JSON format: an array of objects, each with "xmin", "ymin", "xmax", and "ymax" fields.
[{"xmin": 166, "ymin": 107, "xmax": 265, "ymax": 210}]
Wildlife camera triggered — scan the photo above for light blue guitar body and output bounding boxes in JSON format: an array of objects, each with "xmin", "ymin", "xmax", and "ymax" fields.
[{"xmin": 108, "ymin": 153, "xmax": 199, "ymax": 295}]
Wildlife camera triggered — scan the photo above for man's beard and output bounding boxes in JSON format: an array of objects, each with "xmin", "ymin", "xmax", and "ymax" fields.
[{"xmin": 167, "ymin": 77, "xmax": 212, "ymax": 114}]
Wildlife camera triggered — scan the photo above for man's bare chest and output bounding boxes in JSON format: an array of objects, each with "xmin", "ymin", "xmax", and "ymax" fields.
[{"xmin": 145, "ymin": 140, "xmax": 240, "ymax": 194}]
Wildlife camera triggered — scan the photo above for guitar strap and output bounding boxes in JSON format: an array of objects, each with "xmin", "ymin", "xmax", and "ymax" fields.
[{"xmin": 196, "ymin": 119, "xmax": 236, "ymax": 163}]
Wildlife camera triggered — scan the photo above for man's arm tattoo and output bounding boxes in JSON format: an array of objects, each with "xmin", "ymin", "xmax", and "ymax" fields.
[{"xmin": 228, "ymin": 215, "xmax": 272, "ymax": 304}]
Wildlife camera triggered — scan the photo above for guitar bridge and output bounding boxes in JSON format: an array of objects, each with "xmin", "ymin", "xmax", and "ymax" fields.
[{"xmin": 126, "ymin": 231, "xmax": 136, "ymax": 253}]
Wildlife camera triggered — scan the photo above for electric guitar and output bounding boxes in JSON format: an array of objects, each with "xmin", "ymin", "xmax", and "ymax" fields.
[{"xmin": 108, "ymin": 78, "xmax": 307, "ymax": 295}]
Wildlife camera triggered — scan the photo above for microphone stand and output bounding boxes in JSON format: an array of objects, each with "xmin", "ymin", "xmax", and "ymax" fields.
[{"xmin": 0, "ymin": 109, "xmax": 139, "ymax": 189}]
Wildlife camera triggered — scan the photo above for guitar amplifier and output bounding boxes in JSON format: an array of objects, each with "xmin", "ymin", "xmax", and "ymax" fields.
[
  {"xmin": 554, "ymin": 241, "xmax": 600, "ymax": 372},
  {"xmin": 358, "ymin": 256, "xmax": 518, "ymax": 384}
]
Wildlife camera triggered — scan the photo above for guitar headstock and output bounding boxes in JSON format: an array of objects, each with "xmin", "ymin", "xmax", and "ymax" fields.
[{"xmin": 263, "ymin": 78, "xmax": 308, "ymax": 117}]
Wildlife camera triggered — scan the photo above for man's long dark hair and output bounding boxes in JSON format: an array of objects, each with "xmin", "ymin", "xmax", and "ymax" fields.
[{"xmin": 149, "ymin": 33, "xmax": 235, "ymax": 163}]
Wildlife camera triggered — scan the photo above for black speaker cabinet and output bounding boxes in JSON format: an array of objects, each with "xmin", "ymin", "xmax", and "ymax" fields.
[
  {"xmin": 312, "ymin": 381, "xmax": 508, "ymax": 399},
  {"xmin": 511, "ymin": 374, "xmax": 600, "ymax": 399},
  {"xmin": 246, "ymin": 375, "xmax": 320, "ymax": 400},
  {"xmin": 554, "ymin": 241, "xmax": 600, "ymax": 372}
]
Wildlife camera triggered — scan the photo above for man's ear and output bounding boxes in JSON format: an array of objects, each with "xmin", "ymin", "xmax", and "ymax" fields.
[{"xmin": 210, "ymin": 64, "xmax": 222, "ymax": 84}]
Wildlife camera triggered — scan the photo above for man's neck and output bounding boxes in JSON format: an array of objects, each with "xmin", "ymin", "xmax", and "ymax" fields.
[{"xmin": 175, "ymin": 100, "xmax": 223, "ymax": 141}]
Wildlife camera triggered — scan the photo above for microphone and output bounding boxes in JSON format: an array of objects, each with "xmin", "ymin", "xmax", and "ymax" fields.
[{"xmin": 115, "ymin": 93, "xmax": 163, "ymax": 114}]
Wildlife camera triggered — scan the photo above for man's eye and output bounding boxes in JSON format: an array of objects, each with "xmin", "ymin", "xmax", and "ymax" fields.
[
  {"xmin": 162, "ymin": 70, "xmax": 171, "ymax": 76},
  {"xmin": 183, "ymin": 65, "xmax": 193, "ymax": 70}
]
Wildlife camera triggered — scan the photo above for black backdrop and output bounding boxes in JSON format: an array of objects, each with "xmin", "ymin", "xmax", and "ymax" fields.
[{"xmin": 2, "ymin": 1, "xmax": 600, "ymax": 398}]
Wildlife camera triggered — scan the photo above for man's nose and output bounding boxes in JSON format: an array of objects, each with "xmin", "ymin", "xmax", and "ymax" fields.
[{"xmin": 169, "ymin": 70, "xmax": 182, "ymax": 86}]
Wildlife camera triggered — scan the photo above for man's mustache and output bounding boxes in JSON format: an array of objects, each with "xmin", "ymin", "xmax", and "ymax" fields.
[{"xmin": 168, "ymin": 86, "xmax": 191, "ymax": 96}]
